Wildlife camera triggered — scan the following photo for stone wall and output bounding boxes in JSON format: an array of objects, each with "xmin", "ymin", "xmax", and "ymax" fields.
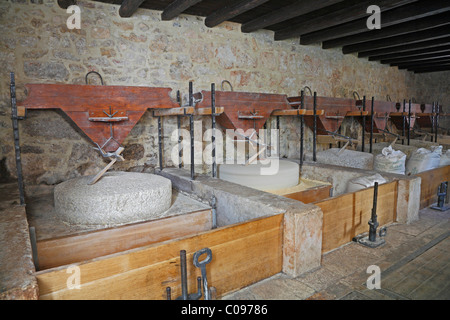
[{"xmin": 0, "ymin": 0, "xmax": 449, "ymax": 185}]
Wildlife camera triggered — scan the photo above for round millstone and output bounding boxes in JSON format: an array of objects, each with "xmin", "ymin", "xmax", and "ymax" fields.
[{"xmin": 54, "ymin": 172, "xmax": 172, "ymax": 226}]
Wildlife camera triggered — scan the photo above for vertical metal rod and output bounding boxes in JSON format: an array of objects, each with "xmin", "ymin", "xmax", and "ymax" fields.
[
  {"xmin": 431, "ymin": 102, "xmax": 435, "ymax": 142},
  {"xmin": 435, "ymin": 102, "xmax": 439, "ymax": 144},
  {"xmin": 370, "ymin": 97, "xmax": 374, "ymax": 153},
  {"xmin": 189, "ymin": 82, "xmax": 195, "ymax": 180},
  {"xmin": 10, "ymin": 72, "xmax": 25, "ymax": 206},
  {"xmin": 158, "ymin": 116, "xmax": 163, "ymax": 171},
  {"xmin": 177, "ymin": 89, "xmax": 182, "ymax": 169},
  {"xmin": 180, "ymin": 250, "xmax": 188, "ymax": 300},
  {"xmin": 362, "ymin": 96, "xmax": 366, "ymax": 152},
  {"xmin": 211, "ymin": 83, "xmax": 216, "ymax": 178},
  {"xmin": 211, "ymin": 196, "xmax": 217, "ymax": 229},
  {"xmin": 300, "ymin": 90, "xmax": 304, "ymax": 167},
  {"xmin": 369, "ymin": 182, "xmax": 379, "ymax": 242},
  {"xmin": 402, "ymin": 99, "xmax": 406, "ymax": 145},
  {"xmin": 408, "ymin": 99, "xmax": 412, "ymax": 146},
  {"xmin": 276, "ymin": 116, "xmax": 280, "ymax": 158},
  {"xmin": 313, "ymin": 92, "xmax": 317, "ymax": 162},
  {"xmin": 166, "ymin": 287, "xmax": 171, "ymax": 300}
]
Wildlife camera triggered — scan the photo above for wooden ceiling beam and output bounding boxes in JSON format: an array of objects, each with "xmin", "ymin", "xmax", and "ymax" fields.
[
  {"xmin": 119, "ymin": 0, "xmax": 145, "ymax": 17},
  {"xmin": 392, "ymin": 56, "xmax": 450, "ymax": 67},
  {"xmin": 161, "ymin": 0, "xmax": 203, "ymax": 21},
  {"xmin": 368, "ymin": 44, "xmax": 450, "ymax": 61},
  {"xmin": 342, "ymin": 24, "xmax": 450, "ymax": 54},
  {"xmin": 274, "ymin": 0, "xmax": 417, "ymax": 41},
  {"xmin": 358, "ymin": 36, "xmax": 450, "ymax": 58},
  {"xmin": 412, "ymin": 65, "xmax": 450, "ymax": 73},
  {"xmin": 322, "ymin": 10, "xmax": 450, "ymax": 49},
  {"xmin": 399, "ymin": 60, "xmax": 450, "ymax": 69},
  {"xmin": 57, "ymin": 0, "xmax": 77, "ymax": 9},
  {"xmin": 380, "ymin": 50, "xmax": 450, "ymax": 64},
  {"xmin": 241, "ymin": 0, "xmax": 344, "ymax": 33},
  {"xmin": 302, "ymin": 0, "xmax": 450, "ymax": 45},
  {"xmin": 205, "ymin": 0, "xmax": 270, "ymax": 28}
]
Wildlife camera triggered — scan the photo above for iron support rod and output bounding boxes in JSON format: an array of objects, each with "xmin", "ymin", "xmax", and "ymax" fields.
[
  {"xmin": 211, "ymin": 83, "xmax": 216, "ymax": 178},
  {"xmin": 402, "ymin": 99, "xmax": 406, "ymax": 145},
  {"xmin": 431, "ymin": 102, "xmax": 435, "ymax": 142},
  {"xmin": 189, "ymin": 82, "xmax": 195, "ymax": 180},
  {"xmin": 369, "ymin": 182, "xmax": 379, "ymax": 242},
  {"xmin": 180, "ymin": 250, "xmax": 188, "ymax": 300},
  {"xmin": 300, "ymin": 90, "xmax": 304, "ymax": 167},
  {"xmin": 313, "ymin": 92, "xmax": 317, "ymax": 162},
  {"xmin": 362, "ymin": 96, "xmax": 366, "ymax": 153},
  {"xmin": 158, "ymin": 116, "xmax": 163, "ymax": 171},
  {"xmin": 10, "ymin": 72, "xmax": 25, "ymax": 206},
  {"xmin": 408, "ymin": 99, "xmax": 412, "ymax": 146},
  {"xmin": 276, "ymin": 115, "xmax": 280, "ymax": 158},
  {"xmin": 370, "ymin": 97, "xmax": 374, "ymax": 153},
  {"xmin": 177, "ymin": 90, "xmax": 182, "ymax": 169},
  {"xmin": 435, "ymin": 103, "xmax": 439, "ymax": 143}
]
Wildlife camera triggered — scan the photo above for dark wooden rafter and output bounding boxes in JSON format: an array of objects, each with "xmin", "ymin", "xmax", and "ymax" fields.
[
  {"xmin": 398, "ymin": 59, "xmax": 450, "ymax": 69},
  {"xmin": 358, "ymin": 36, "xmax": 450, "ymax": 58},
  {"xmin": 412, "ymin": 65, "xmax": 450, "ymax": 73},
  {"xmin": 161, "ymin": 0, "xmax": 203, "ymax": 21},
  {"xmin": 241, "ymin": 0, "xmax": 344, "ymax": 33},
  {"xmin": 394, "ymin": 57, "xmax": 450, "ymax": 68},
  {"xmin": 322, "ymin": 10, "xmax": 450, "ymax": 49},
  {"xmin": 57, "ymin": 0, "xmax": 77, "ymax": 9},
  {"xmin": 274, "ymin": 0, "xmax": 417, "ymax": 41},
  {"xmin": 205, "ymin": 0, "xmax": 270, "ymax": 28},
  {"xmin": 342, "ymin": 24, "xmax": 450, "ymax": 54},
  {"xmin": 119, "ymin": 0, "xmax": 146, "ymax": 17},
  {"xmin": 381, "ymin": 50, "xmax": 450, "ymax": 65},
  {"xmin": 368, "ymin": 44, "xmax": 450, "ymax": 61},
  {"xmin": 301, "ymin": 0, "xmax": 450, "ymax": 46}
]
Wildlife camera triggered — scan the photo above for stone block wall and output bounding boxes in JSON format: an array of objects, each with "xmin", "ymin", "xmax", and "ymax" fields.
[{"xmin": 0, "ymin": 0, "xmax": 449, "ymax": 185}]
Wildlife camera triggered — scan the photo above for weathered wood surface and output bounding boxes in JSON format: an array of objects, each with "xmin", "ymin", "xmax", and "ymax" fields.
[
  {"xmin": 18, "ymin": 84, "xmax": 179, "ymax": 151},
  {"xmin": 196, "ymin": 91, "xmax": 291, "ymax": 132},
  {"xmin": 416, "ymin": 165, "xmax": 450, "ymax": 209},
  {"xmin": 314, "ymin": 181, "xmax": 398, "ymax": 253},
  {"xmin": 37, "ymin": 209, "xmax": 212, "ymax": 270},
  {"xmin": 36, "ymin": 214, "xmax": 283, "ymax": 300}
]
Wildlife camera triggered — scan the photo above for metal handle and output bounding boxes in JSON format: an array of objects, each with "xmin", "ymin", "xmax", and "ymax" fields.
[{"xmin": 193, "ymin": 248, "xmax": 212, "ymax": 267}]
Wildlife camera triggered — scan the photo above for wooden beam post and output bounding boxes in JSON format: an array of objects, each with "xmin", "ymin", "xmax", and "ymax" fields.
[
  {"xmin": 205, "ymin": 0, "xmax": 270, "ymax": 28},
  {"xmin": 161, "ymin": 0, "xmax": 203, "ymax": 21},
  {"xmin": 119, "ymin": 0, "xmax": 146, "ymax": 18}
]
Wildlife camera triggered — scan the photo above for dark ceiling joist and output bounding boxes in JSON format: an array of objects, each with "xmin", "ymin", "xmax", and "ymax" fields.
[
  {"xmin": 322, "ymin": 9, "xmax": 450, "ymax": 49},
  {"xmin": 57, "ymin": 0, "xmax": 77, "ymax": 9},
  {"xmin": 205, "ymin": 0, "xmax": 270, "ymax": 28},
  {"xmin": 302, "ymin": 0, "xmax": 450, "ymax": 46},
  {"xmin": 358, "ymin": 36, "xmax": 450, "ymax": 58},
  {"xmin": 368, "ymin": 44, "xmax": 450, "ymax": 61},
  {"xmin": 399, "ymin": 59, "xmax": 450, "ymax": 69},
  {"xmin": 240, "ymin": 0, "xmax": 344, "ymax": 34},
  {"xmin": 119, "ymin": 0, "xmax": 145, "ymax": 17},
  {"xmin": 390, "ymin": 56, "xmax": 450, "ymax": 67},
  {"xmin": 412, "ymin": 65, "xmax": 450, "ymax": 73},
  {"xmin": 161, "ymin": 0, "xmax": 203, "ymax": 21},
  {"xmin": 342, "ymin": 24, "xmax": 450, "ymax": 54},
  {"xmin": 380, "ymin": 50, "xmax": 450, "ymax": 64},
  {"xmin": 274, "ymin": 0, "xmax": 417, "ymax": 41}
]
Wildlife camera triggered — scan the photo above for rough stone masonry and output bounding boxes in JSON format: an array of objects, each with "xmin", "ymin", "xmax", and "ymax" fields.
[{"xmin": 0, "ymin": 0, "xmax": 449, "ymax": 186}]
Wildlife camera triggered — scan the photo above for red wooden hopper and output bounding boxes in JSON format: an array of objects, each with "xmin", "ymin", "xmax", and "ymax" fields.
[
  {"xmin": 19, "ymin": 84, "xmax": 179, "ymax": 152},
  {"xmin": 194, "ymin": 90, "xmax": 292, "ymax": 132}
]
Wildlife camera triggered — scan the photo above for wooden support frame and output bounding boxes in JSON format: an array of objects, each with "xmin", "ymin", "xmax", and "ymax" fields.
[
  {"xmin": 314, "ymin": 181, "xmax": 398, "ymax": 254},
  {"xmin": 36, "ymin": 214, "xmax": 283, "ymax": 300}
]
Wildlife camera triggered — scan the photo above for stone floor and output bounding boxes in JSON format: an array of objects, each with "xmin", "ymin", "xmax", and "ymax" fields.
[{"xmin": 223, "ymin": 207, "xmax": 450, "ymax": 300}]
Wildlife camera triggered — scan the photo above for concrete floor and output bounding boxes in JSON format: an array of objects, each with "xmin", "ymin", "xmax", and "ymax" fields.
[{"xmin": 223, "ymin": 207, "xmax": 450, "ymax": 300}]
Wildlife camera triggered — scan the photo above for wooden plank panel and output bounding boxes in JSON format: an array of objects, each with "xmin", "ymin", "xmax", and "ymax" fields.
[
  {"xmin": 36, "ymin": 214, "xmax": 283, "ymax": 300},
  {"xmin": 315, "ymin": 181, "xmax": 398, "ymax": 253},
  {"xmin": 283, "ymin": 185, "xmax": 331, "ymax": 204},
  {"xmin": 416, "ymin": 165, "xmax": 450, "ymax": 209},
  {"xmin": 37, "ymin": 210, "xmax": 212, "ymax": 270}
]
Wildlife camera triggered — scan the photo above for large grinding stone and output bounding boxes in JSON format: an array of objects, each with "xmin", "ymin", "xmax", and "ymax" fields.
[
  {"xmin": 305, "ymin": 148, "xmax": 374, "ymax": 170},
  {"xmin": 54, "ymin": 172, "xmax": 172, "ymax": 226},
  {"xmin": 218, "ymin": 159, "xmax": 299, "ymax": 191}
]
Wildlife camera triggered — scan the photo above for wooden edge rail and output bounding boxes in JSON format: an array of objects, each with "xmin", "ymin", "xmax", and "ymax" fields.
[
  {"xmin": 153, "ymin": 107, "xmax": 224, "ymax": 117},
  {"xmin": 271, "ymin": 109, "xmax": 325, "ymax": 116}
]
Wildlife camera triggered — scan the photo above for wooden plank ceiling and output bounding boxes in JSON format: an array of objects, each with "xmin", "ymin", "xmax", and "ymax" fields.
[{"xmin": 62, "ymin": 0, "xmax": 450, "ymax": 74}]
